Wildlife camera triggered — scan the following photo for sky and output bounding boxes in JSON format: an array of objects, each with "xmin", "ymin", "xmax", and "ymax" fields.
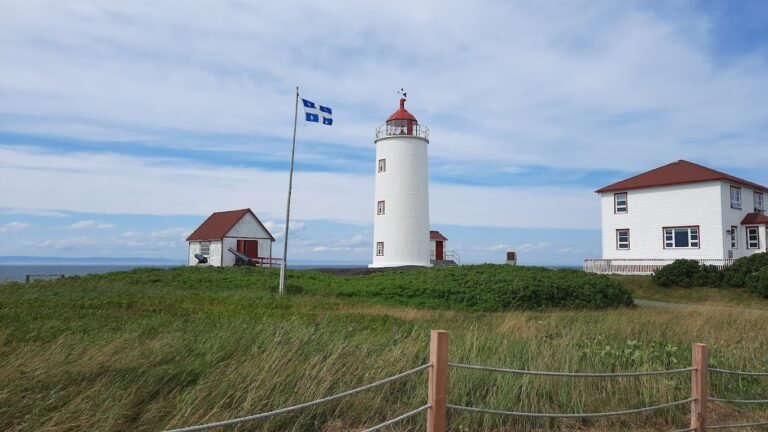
[{"xmin": 1, "ymin": 0, "xmax": 767, "ymax": 266}]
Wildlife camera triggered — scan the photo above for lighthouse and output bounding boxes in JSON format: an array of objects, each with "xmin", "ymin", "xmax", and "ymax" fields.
[{"xmin": 370, "ymin": 96, "xmax": 431, "ymax": 268}]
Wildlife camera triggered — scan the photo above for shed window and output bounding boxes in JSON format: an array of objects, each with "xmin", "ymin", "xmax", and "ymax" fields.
[
  {"xmin": 200, "ymin": 241, "xmax": 211, "ymax": 257},
  {"xmin": 755, "ymin": 191, "xmax": 764, "ymax": 212},
  {"xmin": 664, "ymin": 226, "xmax": 699, "ymax": 249},
  {"xmin": 614, "ymin": 193, "xmax": 628, "ymax": 213},
  {"xmin": 747, "ymin": 226, "xmax": 760, "ymax": 249},
  {"xmin": 376, "ymin": 242, "xmax": 384, "ymax": 256},
  {"xmin": 378, "ymin": 159, "xmax": 386, "ymax": 173},
  {"xmin": 616, "ymin": 229, "xmax": 630, "ymax": 250},
  {"xmin": 730, "ymin": 186, "xmax": 742, "ymax": 209},
  {"xmin": 377, "ymin": 200, "xmax": 385, "ymax": 215}
]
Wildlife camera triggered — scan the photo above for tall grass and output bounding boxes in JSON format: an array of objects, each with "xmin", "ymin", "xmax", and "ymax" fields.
[{"xmin": 1, "ymin": 267, "xmax": 767, "ymax": 431}]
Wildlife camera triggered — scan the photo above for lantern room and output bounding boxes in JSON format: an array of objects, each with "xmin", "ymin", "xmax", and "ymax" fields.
[{"xmin": 375, "ymin": 98, "xmax": 429, "ymax": 141}]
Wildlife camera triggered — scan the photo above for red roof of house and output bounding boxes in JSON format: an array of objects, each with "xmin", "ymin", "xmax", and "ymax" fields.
[
  {"xmin": 741, "ymin": 212, "xmax": 768, "ymax": 225},
  {"xmin": 386, "ymin": 98, "xmax": 418, "ymax": 122},
  {"xmin": 186, "ymin": 208, "xmax": 275, "ymax": 241},
  {"xmin": 596, "ymin": 160, "xmax": 768, "ymax": 193},
  {"xmin": 430, "ymin": 230, "xmax": 447, "ymax": 241}
]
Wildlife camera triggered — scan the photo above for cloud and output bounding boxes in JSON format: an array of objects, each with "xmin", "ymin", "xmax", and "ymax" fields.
[
  {"xmin": 0, "ymin": 222, "xmax": 30, "ymax": 232},
  {"xmin": 516, "ymin": 242, "xmax": 550, "ymax": 253},
  {"xmin": 1, "ymin": 1, "xmax": 768, "ymax": 175},
  {"xmin": 0, "ymin": 146, "xmax": 599, "ymax": 229},
  {"xmin": 67, "ymin": 220, "xmax": 114, "ymax": 229}
]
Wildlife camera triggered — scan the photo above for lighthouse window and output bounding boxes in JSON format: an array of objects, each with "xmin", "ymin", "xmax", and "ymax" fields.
[
  {"xmin": 378, "ymin": 159, "xmax": 386, "ymax": 173},
  {"xmin": 377, "ymin": 200, "xmax": 385, "ymax": 215},
  {"xmin": 376, "ymin": 242, "xmax": 384, "ymax": 256}
]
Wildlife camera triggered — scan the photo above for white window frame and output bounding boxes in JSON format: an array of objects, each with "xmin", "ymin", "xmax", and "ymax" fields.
[
  {"xmin": 755, "ymin": 191, "xmax": 764, "ymax": 212},
  {"xmin": 378, "ymin": 158, "xmax": 386, "ymax": 173},
  {"xmin": 376, "ymin": 241, "xmax": 384, "ymax": 256},
  {"xmin": 616, "ymin": 229, "xmax": 630, "ymax": 250},
  {"xmin": 200, "ymin": 241, "xmax": 211, "ymax": 257},
  {"xmin": 614, "ymin": 192, "xmax": 628, "ymax": 214},
  {"xmin": 663, "ymin": 226, "xmax": 700, "ymax": 249},
  {"xmin": 747, "ymin": 226, "xmax": 760, "ymax": 249},
  {"xmin": 730, "ymin": 186, "xmax": 742, "ymax": 209},
  {"xmin": 730, "ymin": 225, "xmax": 738, "ymax": 249},
  {"xmin": 377, "ymin": 200, "xmax": 385, "ymax": 215}
]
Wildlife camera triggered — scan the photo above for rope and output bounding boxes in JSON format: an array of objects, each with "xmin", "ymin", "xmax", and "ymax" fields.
[
  {"xmin": 709, "ymin": 397, "xmax": 768, "ymax": 404},
  {"xmin": 359, "ymin": 404, "xmax": 431, "ymax": 432},
  {"xmin": 710, "ymin": 368, "xmax": 768, "ymax": 377},
  {"xmin": 708, "ymin": 420, "xmax": 768, "ymax": 430},
  {"xmin": 163, "ymin": 364, "xmax": 431, "ymax": 432},
  {"xmin": 449, "ymin": 363, "xmax": 694, "ymax": 377},
  {"xmin": 447, "ymin": 398, "xmax": 693, "ymax": 418}
]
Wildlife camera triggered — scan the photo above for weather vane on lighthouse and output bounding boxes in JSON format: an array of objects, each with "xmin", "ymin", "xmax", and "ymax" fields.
[{"xmin": 397, "ymin": 88, "xmax": 407, "ymax": 100}]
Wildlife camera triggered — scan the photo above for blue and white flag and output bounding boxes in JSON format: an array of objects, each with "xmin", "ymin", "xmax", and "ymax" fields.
[{"xmin": 302, "ymin": 98, "xmax": 333, "ymax": 125}]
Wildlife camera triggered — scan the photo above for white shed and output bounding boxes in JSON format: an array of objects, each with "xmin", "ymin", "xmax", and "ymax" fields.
[{"xmin": 186, "ymin": 208, "xmax": 275, "ymax": 267}]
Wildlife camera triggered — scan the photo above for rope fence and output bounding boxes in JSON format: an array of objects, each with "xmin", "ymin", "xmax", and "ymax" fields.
[
  {"xmin": 163, "ymin": 364, "xmax": 430, "ymax": 432},
  {"xmin": 163, "ymin": 331, "xmax": 768, "ymax": 432},
  {"xmin": 448, "ymin": 398, "xmax": 694, "ymax": 418},
  {"xmin": 448, "ymin": 362, "xmax": 694, "ymax": 377}
]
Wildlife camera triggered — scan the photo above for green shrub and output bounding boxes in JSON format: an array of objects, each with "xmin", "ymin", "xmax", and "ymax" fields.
[
  {"xmin": 652, "ymin": 259, "xmax": 702, "ymax": 287},
  {"xmin": 723, "ymin": 253, "xmax": 768, "ymax": 288},
  {"xmin": 746, "ymin": 267, "xmax": 768, "ymax": 298},
  {"xmin": 692, "ymin": 264, "xmax": 723, "ymax": 287}
]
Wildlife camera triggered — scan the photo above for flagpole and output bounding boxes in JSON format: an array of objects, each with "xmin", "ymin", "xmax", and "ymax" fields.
[{"xmin": 279, "ymin": 86, "xmax": 300, "ymax": 295}]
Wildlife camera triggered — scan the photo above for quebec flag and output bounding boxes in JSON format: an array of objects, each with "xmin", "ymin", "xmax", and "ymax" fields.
[{"xmin": 302, "ymin": 98, "xmax": 333, "ymax": 125}]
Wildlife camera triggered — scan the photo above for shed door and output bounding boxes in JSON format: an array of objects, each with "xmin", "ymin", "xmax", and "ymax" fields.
[
  {"xmin": 237, "ymin": 240, "xmax": 259, "ymax": 258},
  {"xmin": 436, "ymin": 241, "xmax": 444, "ymax": 261}
]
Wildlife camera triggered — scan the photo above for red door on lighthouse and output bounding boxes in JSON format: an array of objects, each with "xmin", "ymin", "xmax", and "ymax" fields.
[{"xmin": 436, "ymin": 241, "xmax": 444, "ymax": 261}]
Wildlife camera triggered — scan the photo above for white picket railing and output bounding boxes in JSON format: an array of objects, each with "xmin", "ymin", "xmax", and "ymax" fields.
[{"xmin": 583, "ymin": 258, "xmax": 735, "ymax": 275}]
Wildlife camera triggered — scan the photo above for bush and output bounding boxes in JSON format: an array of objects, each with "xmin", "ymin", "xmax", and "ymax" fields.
[
  {"xmin": 692, "ymin": 264, "xmax": 723, "ymax": 287},
  {"xmin": 652, "ymin": 259, "xmax": 703, "ymax": 288},
  {"xmin": 723, "ymin": 253, "xmax": 768, "ymax": 288},
  {"xmin": 746, "ymin": 267, "xmax": 768, "ymax": 298}
]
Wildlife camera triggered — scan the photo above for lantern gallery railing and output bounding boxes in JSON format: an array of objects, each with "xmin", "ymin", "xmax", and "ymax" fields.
[{"xmin": 375, "ymin": 123, "xmax": 429, "ymax": 140}]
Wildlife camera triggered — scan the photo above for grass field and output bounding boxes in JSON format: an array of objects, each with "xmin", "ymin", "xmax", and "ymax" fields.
[{"xmin": 1, "ymin": 266, "xmax": 768, "ymax": 431}]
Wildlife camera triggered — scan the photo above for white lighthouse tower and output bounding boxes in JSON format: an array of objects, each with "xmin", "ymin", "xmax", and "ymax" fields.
[{"xmin": 370, "ymin": 96, "xmax": 431, "ymax": 268}]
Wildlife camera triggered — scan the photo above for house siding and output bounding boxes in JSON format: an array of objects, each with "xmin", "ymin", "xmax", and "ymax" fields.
[
  {"xmin": 720, "ymin": 183, "xmax": 767, "ymax": 258},
  {"xmin": 601, "ymin": 181, "xmax": 724, "ymax": 259}
]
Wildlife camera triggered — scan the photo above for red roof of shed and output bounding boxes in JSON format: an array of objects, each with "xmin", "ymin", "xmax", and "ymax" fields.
[
  {"xmin": 430, "ymin": 230, "xmax": 447, "ymax": 241},
  {"xmin": 596, "ymin": 160, "xmax": 768, "ymax": 193},
  {"xmin": 186, "ymin": 208, "xmax": 275, "ymax": 241},
  {"xmin": 386, "ymin": 98, "xmax": 418, "ymax": 122},
  {"xmin": 741, "ymin": 213, "xmax": 768, "ymax": 225}
]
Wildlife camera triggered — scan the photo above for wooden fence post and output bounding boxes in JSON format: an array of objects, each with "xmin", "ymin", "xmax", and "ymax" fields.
[
  {"xmin": 427, "ymin": 330, "xmax": 448, "ymax": 432},
  {"xmin": 690, "ymin": 343, "xmax": 708, "ymax": 432}
]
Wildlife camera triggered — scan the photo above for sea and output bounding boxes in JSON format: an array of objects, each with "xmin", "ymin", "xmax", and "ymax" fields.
[{"xmin": 0, "ymin": 264, "xmax": 368, "ymax": 283}]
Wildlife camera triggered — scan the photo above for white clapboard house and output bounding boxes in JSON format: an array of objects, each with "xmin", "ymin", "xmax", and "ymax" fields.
[
  {"xmin": 186, "ymin": 208, "xmax": 275, "ymax": 267},
  {"xmin": 585, "ymin": 160, "xmax": 768, "ymax": 274}
]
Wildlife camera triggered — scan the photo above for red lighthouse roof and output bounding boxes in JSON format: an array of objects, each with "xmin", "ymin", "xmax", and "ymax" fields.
[{"xmin": 386, "ymin": 98, "xmax": 418, "ymax": 123}]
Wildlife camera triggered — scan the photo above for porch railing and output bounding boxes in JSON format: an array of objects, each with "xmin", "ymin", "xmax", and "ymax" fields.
[{"xmin": 583, "ymin": 258, "xmax": 735, "ymax": 275}]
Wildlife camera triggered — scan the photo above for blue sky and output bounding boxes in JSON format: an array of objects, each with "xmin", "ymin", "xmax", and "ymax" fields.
[{"xmin": 1, "ymin": 1, "xmax": 767, "ymax": 265}]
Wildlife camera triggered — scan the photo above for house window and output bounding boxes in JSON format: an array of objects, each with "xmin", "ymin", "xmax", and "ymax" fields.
[
  {"xmin": 376, "ymin": 241, "xmax": 384, "ymax": 256},
  {"xmin": 755, "ymin": 191, "xmax": 765, "ymax": 213},
  {"xmin": 663, "ymin": 226, "xmax": 700, "ymax": 249},
  {"xmin": 614, "ymin": 192, "xmax": 628, "ymax": 213},
  {"xmin": 378, "ymin": 159, "xmax": 386, "ymax": 173},
  {"xmin": 200, "ymin": 241, "xmax": 210, "ymax": 257},
  {"xmin": 377, "ymin": 200, "xmax": 385, "ymax": 215},
  {"xmin": 730, "ymin": 186, "xmax": 742, "ymax": 209},
  {"xmin": 730, "ymin": 225, "xmax": 738, "ymax": 249},
  {"xmin": 616, "ymin": 229, "xmax": 630, "ymax": 250},
  {"xmin": 747, "ymin": 226, "xmax": 760, "ymax": 249}
]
